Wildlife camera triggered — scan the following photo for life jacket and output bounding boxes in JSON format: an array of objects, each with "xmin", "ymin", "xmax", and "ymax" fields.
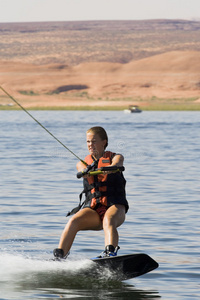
[
  {"xmin": 83, "ymin": 151, "xmax": 115, "ymax": 209},
  {"xmin": 66, "ymin": 151, "xmax": 128, "ymax": 217}
]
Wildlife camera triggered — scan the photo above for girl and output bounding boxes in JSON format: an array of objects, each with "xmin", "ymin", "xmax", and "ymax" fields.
[{"xmin": 53, "ymin": 126, "xmax": 129, "ymax": 259}]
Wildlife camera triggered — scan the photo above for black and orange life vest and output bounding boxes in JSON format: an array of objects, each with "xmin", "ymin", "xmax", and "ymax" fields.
[
  {"xmin": 66, "ymin": 151, "xmax": 128, "ymax": 217},
  {"xmin": 82, "ymin": 151, "xmax": 128, "ymax": 211}
]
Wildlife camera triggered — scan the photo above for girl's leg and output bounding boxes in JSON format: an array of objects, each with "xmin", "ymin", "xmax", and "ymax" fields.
[
  {"xmin": 58, "ymin": 208, "xmax": 102, "ymax": 256},
  {"xmin": 102, "ymin": 204, "xmax": 126, "ymax": 248}
]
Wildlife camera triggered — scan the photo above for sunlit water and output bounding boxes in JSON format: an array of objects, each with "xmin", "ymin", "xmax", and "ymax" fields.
[{"xmin": 0, "ymin": 111, "xmax": 199, "ymax": 299}]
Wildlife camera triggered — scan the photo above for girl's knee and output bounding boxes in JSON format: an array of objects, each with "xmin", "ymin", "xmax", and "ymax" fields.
[
  {"xmin": 103, "ymin": 215, "xmax": 116, "ymax": 228},
  {"xmin": 66, "ymin": 215, "xmax": 81, "ymax": 231},
  {"xmin": 103, "ymin": 209, "xmax": 125, "ymax": 229}
]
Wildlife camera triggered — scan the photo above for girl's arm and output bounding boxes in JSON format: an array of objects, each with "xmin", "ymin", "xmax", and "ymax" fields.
[
  {"xmin": 110, "ymin": 154, "xmax": 124, "ymax": 167},
  {"xmin": 76, "ymin": 161, "xmax": 87, "ymax": 172}
]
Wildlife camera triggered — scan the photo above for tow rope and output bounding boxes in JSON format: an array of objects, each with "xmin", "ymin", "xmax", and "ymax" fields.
[{"xmin": 0, "ymin": 86, "xmax": 87, "ymax": 166}]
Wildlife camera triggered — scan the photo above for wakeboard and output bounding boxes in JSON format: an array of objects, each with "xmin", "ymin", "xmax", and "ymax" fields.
[{"xmin": 92, "ymin": 253, "xmax": 159, "ymax": 280}]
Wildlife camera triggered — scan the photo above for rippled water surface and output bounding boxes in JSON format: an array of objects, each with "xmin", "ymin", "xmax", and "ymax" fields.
[{"xmin": 0, "ymin": 111, "xmax": 199, "ymax": 299}]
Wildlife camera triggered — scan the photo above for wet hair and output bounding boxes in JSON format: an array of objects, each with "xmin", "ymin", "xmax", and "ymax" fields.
[{"xmin": 87, "ymin": 126, "xmax": 108, "ymax": 149}]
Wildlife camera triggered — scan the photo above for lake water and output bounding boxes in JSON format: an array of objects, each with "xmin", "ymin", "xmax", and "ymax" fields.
[{"xmin": 0, "ymin": 110, "xmax": 199, "ymax": 300}]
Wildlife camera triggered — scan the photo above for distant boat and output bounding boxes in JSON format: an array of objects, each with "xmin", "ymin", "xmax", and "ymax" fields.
[{"xmin": 124, "ymin": 105, "xmax": 142, "ymax": 113}]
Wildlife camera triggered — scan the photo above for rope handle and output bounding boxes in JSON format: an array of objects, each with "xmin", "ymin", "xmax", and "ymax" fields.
[{"xmin": 77, "ymin": 166, "xmax": 125, "ymax": 178}]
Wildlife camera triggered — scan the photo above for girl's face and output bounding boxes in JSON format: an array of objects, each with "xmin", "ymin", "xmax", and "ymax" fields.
[{"xmin": 86, "ymin": 132, "xmax": 107, "ymax": 158}]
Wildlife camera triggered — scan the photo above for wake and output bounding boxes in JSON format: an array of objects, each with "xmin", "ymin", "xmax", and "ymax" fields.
[{"xmin": 0, "ymin": 252, "xmax": 114, "ymax": 287}]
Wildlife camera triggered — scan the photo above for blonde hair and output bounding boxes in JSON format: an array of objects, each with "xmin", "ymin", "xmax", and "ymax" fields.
[{"xmin": 87, "ymin": 126, "xmax": 108, "ymax": 149}]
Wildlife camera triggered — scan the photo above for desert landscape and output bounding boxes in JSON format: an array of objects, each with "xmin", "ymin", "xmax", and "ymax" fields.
[{"xmin": 0, "ymin": 19, "xmax": 200, "ymax": 109}]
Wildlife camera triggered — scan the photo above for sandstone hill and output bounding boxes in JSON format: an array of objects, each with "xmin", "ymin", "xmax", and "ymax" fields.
[{"xmin": 0, "ymin": 20, "xmax": 200, "ymax": 108}]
